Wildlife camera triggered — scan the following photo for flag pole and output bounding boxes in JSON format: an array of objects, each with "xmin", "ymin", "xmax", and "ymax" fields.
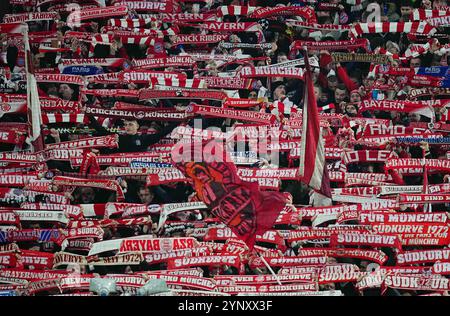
[{"xmin": 254, "ymin": 249, "xmax": 282, "ymax": 286}]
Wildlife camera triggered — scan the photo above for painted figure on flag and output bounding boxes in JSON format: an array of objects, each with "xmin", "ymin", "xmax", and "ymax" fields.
[{"xmin": 173, "ymin": 140, "xmax": 287, "ymax": 247}]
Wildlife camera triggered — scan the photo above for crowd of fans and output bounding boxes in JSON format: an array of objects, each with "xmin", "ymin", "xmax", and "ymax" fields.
[{"xmin": 0, "ymin": 0, "xmax": 449, "ymax": 296}]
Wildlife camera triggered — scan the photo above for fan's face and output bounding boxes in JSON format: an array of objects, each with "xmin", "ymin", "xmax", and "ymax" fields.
[{"xmin": 124, "ymin": 120, "xmax": 139, "ymax": 135}]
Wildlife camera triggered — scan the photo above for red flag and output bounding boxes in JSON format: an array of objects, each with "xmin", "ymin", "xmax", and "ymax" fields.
[
  {"xmin": 172, "ymin": 140, "xmax": 287, "ymax": 248},
  {"xmin": 298, "ymin": 51, "xmax": 332, "ymax": 198}
]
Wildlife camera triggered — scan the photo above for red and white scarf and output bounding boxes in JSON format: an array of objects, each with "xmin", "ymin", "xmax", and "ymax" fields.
[
  {"xmin": 119, "ymin": 70, "xmax": 187, "ymax": 83},
  {"xmin": 297, "ymin": 248, "xmax": 388, "ymax": 265},
  {"xmin": 85, "ymin": 106, "xmax": 190, "ymax": 121},
  {"xmin": 382, "ymin": 275, "xmax": 449, "ymax": 293},
  {"xmin": 114, "ymin": 1, "xmax": 176, "ymax": 13},
  {"xmin": 239, "ymin": 66, "xmax": 304, "ymax": 79},
  {"xmin": 157, "ymin": 12, "xmax": 216, "ymax": 22},
  {"xmin": 329, "ymin": 232, "xmax": 402, "ymax": 250},
  {"xmin": 132, "ymin": 56, "xmax": 195, "ymax": 69},
  {"xmin": 187, "ymin": 104, "xmax": 276, "ymax": 124},
  {"xmin": 350, "ymin": 22, "xmax": 437, "ymax": 38},
  {"xmin": 53, "ymin": 176, "xmax": 125, "ymax": 201},
  {"xmin": 216, "ymin": 5, "xmax": 257, "ymax": 17},
  {"xmin": 358, "ymin": 99, "xmax": 434, "ymax": 118},
  {"xmin": 172, "ymin": 34, "xmax": 229, "ymax": 45},
  {"xmin": 342, "ymin": 150, "xmax": 392, "ymax": 165},
  {"xmin": 249, "ymin": 5, "xmax": 316, "ymax": 22},
  {"xmin": 385, "ymin": 158, "xmax": 450, "ymax": 172},
  {"xmin": 45, "ymin": 135, "xmax": 119, "ymax": 150},
  {"xmin": 397, "ymin": 249, "xmax": 450, "ymax": 265},
  {"xmin": 78, "ymin": 5, "xmax": 128, "ymax": 21},
  {"xmin": 290, "ymin": 38, "xmax": 369, "ymax": 54},
  {"xmin": 35, "ymin": 73, "xmax": 85, "ymax": 86},
  {"xmin": 410, "ymin": 9, "xmax": 450, "ymax": 20},
  {"xmin": 187, "ymin": 22, "xmax": 261, "ymax": 33},
  {"xmin": 3, "ymin": 12, "xmax": 58, "ymax": 23}
]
